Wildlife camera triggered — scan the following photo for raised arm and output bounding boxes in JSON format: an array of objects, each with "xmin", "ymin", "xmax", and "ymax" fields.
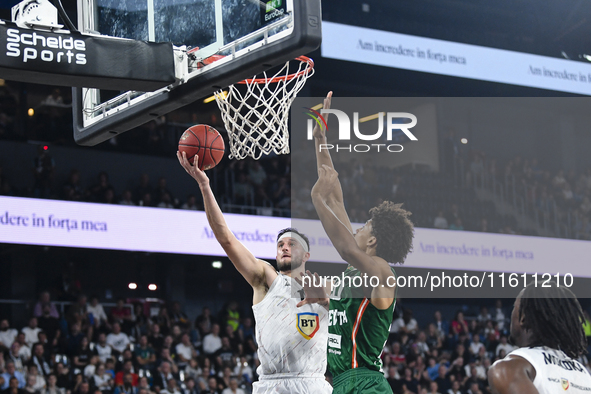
[
  {"xmin": 312, "ymin": 92, "xmax": 353, "ymax": 234},
  {"xmin": 311, "ymin": 165, "xmax": 392, "ymax": 282},
  {"xmin": 177, "ymin": 152, "xmax": 275, "ymax": 291}
]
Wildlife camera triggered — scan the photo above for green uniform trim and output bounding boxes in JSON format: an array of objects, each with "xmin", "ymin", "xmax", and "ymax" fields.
[
  {"xmin": 328, "ymin": 266, "xmax": 396, "ymax": 378},
  {"xmin": 332, "ymin": 367, "xmax": 392, "ymax": 394}
]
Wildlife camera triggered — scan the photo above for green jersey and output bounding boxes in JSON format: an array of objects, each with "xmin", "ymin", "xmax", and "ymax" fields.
[{"xmin": 328, "ymin": 265, "xmax": 395, "ymax": 378}]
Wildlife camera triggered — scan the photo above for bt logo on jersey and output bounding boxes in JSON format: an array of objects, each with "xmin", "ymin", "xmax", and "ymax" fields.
[{"xmin": 296, "ymin": 312, "xmax": 319, "ymax": 340}]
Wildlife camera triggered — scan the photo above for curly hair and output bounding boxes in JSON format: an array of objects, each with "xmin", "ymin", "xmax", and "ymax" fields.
[
  {"xmin": 369, "ymin": 201, "xmax": 414, "ymax": 264},
  {"xmin": 519, "ymin": 282, "xmax": 587, "ymax": 358}
]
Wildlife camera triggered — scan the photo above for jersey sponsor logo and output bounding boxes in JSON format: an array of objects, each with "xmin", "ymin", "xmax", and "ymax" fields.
[
  {"xmin": 543, "ymin": 352, "xmax": 585, "ymax": 373},
  {"xmin": 562, "ymin": 378, "xmax": 570, "ymax": 390},
  {"xmin": 296, "ymin": 313, "xmax": 319, "ymax": 340},
  {"xmin": 328, "ymin": 333, "xmax": 341, "ymax": 349},
  {"xmin": 571, "ymin": 382, "xmax": 591, "ymax": 391},
  {"xmin": 328, "ymin": 309, "xmax": 348, "ymax": 326}
]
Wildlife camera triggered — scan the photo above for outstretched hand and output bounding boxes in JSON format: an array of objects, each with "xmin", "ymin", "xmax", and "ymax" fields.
[
  {"xmin": 297, "ymin": 270, "xmax": 329, "ymax": 309},
  {"xmin": 311, "ymin": 164, "xmax": 340, "ymax": 200},
  {"xmin": 177, "ymin": 151, "xmax": 209, "ymax": 188},
  {"xmin": 312, "ymin": 91, "xmax": 333, "ymax": 139}
]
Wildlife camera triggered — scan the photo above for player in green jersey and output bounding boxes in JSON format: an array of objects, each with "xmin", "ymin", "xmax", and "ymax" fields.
[{"xmin": 307, "ymin": 92, "xmax": 415, "ymax": 394}]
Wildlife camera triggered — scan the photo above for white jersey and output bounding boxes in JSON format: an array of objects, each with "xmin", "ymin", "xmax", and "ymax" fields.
[
  {"xmin": 509, "ymin": 346, "xmax": 591, "ymax": 393},
  {"xmin": 252, "ymin": 273, "xmax": 329, "ymax": 378}
]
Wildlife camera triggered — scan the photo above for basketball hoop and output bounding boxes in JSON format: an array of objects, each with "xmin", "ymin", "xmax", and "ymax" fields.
[{"xmin": 214, "ymin": 56, "xmax": 314, "ymax": 160}]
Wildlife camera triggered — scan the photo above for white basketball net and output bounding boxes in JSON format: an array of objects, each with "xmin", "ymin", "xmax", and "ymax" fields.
[{"xmin": 214, "ymin": 57, "xmax": 314, "ymax": 160}]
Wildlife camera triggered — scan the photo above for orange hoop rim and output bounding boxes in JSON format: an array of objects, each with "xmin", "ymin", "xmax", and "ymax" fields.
[
  {"xmin": 238, "ymin": 56, "xmax": 314, "ymax": 84},
  {"xmin": 196, "ymin": 53, "xmax": 314, "ymax": 84}
]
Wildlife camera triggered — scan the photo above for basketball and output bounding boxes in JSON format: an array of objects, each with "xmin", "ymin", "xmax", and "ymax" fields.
[{"xmin": 178, "ymin": 124, "xmax": 225, "ymax": 170}]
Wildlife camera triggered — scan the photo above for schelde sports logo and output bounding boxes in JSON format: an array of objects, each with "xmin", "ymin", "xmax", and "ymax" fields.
[
  {"xmin": 304, "ymin": 108, "xmax": 417, "ymax": 153},
  {"xmin": 5, "ymin": 28, "xmax": 87, "ymax": 65}
]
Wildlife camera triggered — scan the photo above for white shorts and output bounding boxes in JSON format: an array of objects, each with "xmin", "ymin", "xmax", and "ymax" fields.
[{"xmin": 253, "ymin": 374, "xmax": 332, "ymax": 394}]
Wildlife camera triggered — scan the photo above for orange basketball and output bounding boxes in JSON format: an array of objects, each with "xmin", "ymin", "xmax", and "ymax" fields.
[{"xmin": 178, "ymin": 125, "xmax": 225, "ymax": 170}]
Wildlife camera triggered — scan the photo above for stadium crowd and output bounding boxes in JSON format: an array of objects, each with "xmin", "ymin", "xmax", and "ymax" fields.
[{"xmin": 2, "ymin": 292, "xmax": 591, "ymax": 394}]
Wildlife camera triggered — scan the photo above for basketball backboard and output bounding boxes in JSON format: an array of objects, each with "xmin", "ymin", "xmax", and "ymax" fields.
[{"xmin": 72, "ymin": 0, "xmax": 322, "ymax": 146}]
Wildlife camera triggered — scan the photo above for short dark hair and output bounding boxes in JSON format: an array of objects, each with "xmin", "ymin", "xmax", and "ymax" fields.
[
  {"xmin": 277, "ymin": 228, "xmax": 310, "ymax": 251},
  {"xmin": 369, "ymin": 201, "xmax": 414, "ymax": 264}
]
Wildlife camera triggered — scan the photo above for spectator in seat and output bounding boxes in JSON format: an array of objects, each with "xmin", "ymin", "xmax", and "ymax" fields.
[
  {"xmin": 400, "ymin": 367, "xmax": 419, "ymax": 394},
  {"xmin": 72, "ymin": 379, "xmax": 90, "ymax": 394},
  {"xmin": 202, "ymin": 377, "xmax": 220, "ymax": 394},
  {"xmin": 213, "ymin": 338, "xmax": 233, "ymax": 370},
  {"xmin": 449, "ymin": 218, "xmax": 464, "ymax": 231},
  {"xmin": 93, "ymin": 333, "xmax": 112, "ymax": 364},
  {"xmin": 28, "ymin": 344, "xmax": 51, "ymax": 377},
  {"xmin": 153, "ymin": 177, "xmax": 173, "ymax": 206},
  {"xmin": 170, "ymin": 302, "xmax": 189, "ymax": 331},
  {"xmin": 66, "ymin": 323, "xmax": 85, "ymax": 356},
  {"xmin": 493, "ymin": 299, "xmax": 506, "ymax": 331},
  {"xmin": 23, "ymin": 375, "xmax": 38, "ymax": 394},
  {"xmin": 468, "ymin": 334, "xmax": 484, "ymax": 357},
  {"xmin": 134, "ymin": 335, "xmax": 156, "ymax": 371},
  {"xmin": 427, "ymin": 381, "xmax": 440, "ymax": 394},
  {"xmin": 62, "ymin": 170, "xmax": 84, "ymax": 202},
  {"xmin": 450, "ymin": 312, "xmax": 469, "ymax": 337},
  {"xmin": 433, "ymin": 211, "xmax": 448, "ymax": 230},
  {"xmin": 137, "ymin": 377, "xmax": 153, "ymax": 394},
  {"xmin": 152, "ymin": 361, "xmax": 177, "ymax": 392},
  {"xmin": 133, "ymin": 174, "xmax": 152, "ymax": 205},
  {"xmin": 0, "ymin": 320, "xmax": 18, "ymax": 352},
  {"xmin": 220, "ymin": 378, "xmax": 244, "ymax": 394},
  {"xmin": 147, "ymin": 324, "xmax": 164, "ymax": 354},
  {"xmin": 2, "ymin": 362, "xmax": 25, "ymax": 390},
  {"xmin": 232, "ymin": 356, "xmax": 252, "ymax": 385},
  {"xmin": 92, "ymin": 364, "xmax": 112, "ymax": 392},
  {"xmin": 22, "ymin": 319, "xmax": 41, "ymax": 349},
  {"xmin": 157, "ymin": 193, "xmax": 174, "ymax": 209},
  {"xmin": 114, "ymin": 361, "xmax": 138, "ymax": 387},
  {"xmin": 180, "ymin": 195, "xmax": 200, "ymax": 211},
  {"xmin": 53, "ymin": 364, "xmax": 69, "ymax": 391},
  {"xmin": 195, "ymin": 308, "xmax": 214, "ymax": 338},
  {"xmin": 433, "ymin": 311, "xmax": 449, "ymax": 340},
  {"xmin": 3, "ymin": 377, "xmax": 26, "ymax": 394},
  {"xmin": 113, "ymin": 373, "xmax": 136, "ymax": 394},
  {"xmin": 26, "ymin": 364, "xmax": 45, "ymax": 392},
  {"xmin": 160, "ymin": 379, "xmax": 181, "ymax": 394},
  {"xmin": 174, "ymin": 334, "xmax": 196, "ymax": 370},
  {"xmin": 434, "ymin": 364, "xmax": 451, "ymax": 393},
  {"xmin": 495, "ymin": 335, "xmax": 514, "ymax": 357},
  {"xmin": 41, "ymin": 374, "xmax": 64, "ymax": 394},
  {"xmin": 6, "ymin": 342, "xmax": 26, "ymax": 375},
  {"xmin": 202, "ymin": 325, "xmax": 222, "ymax": 356},
  {"xmin": 181, "ymin": 378, "xmax": 199, "ymax": 394},
  {"xmin": 37, "ymin": 305, "xmax": 60, "ymax": 345},
  {"xmin": 87, "ymin": 296, "xmax": 109, "ymax": 330},
  {"xmin": 447, "ymin": 380, "xmax": 461, "ymax": 394},
  {"xmin": 110, "ymin": 300, "xmax": 133, "ymax": 333},
  {"xmin": 106, "ymin": 323, "xmax": 130, "ymax": 356},
  {"xmin": 119, "ymin": 190, "xmax": 135, "ymax": 206},
  {"xmin": 73, "ymin": 337, "xmax": 93, "ymax": 370}
]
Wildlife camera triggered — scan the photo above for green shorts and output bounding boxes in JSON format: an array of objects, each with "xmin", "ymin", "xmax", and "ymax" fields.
[{"xmin": 332, "ymin": 367, "xmax": 392, "ymax": 394}]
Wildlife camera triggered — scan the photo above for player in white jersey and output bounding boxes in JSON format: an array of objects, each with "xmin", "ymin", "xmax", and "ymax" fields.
[
  {"xmin": 178, "ymin": 152, "xmax": 332, "ymax": 394},
  {"xmin": 488, "ymin": 282, "xmax": 591, "ymax": 394}
]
